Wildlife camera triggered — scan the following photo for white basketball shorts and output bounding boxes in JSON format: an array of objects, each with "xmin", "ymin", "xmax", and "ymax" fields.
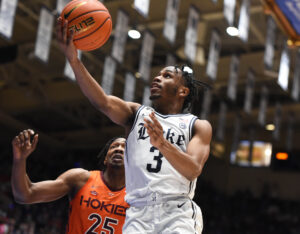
[{"xmin": 123, "ymin": 195, "xmax": 203, "ymax": 234}]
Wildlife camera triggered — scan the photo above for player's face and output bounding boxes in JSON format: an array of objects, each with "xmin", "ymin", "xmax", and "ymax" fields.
[
  {"xmin": 150, "ymin": 66, "xmax": 184, "ymax": 101},
  {"xmin": 104, "ymin": 138, "xmax": 126, "ymax": 168}
]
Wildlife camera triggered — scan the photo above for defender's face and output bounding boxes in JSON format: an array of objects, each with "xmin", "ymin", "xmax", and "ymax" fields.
[
  {"xmin": 150, "ymin": 66, "xmax": 184, "ymax": 101},
  {"xmin": 104, "ymin": 138, "xmax": 126, "ymax": 168}
]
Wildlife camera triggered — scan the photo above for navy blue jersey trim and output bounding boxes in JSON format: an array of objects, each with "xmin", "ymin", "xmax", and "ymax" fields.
[
  {"xmin": 188, "ymin": 180, "xmax": 195, "ymax": 196},
  {"xmin": 128, "ymin": 105, "xmax": 144, "ymax": 135},
  {"xmin": 189, "ymin": 116, "xmax": 198, "ymax": 140},
  {"xmin": 190, "ymin": 200, "xmax": 197, "ymax": 231},
  {"xmin": 126, "ymin": 105, "xmax": 144, "ymax": 164},
  {"xmin": 155, "ymin": 111, "xmax": 192, "ymax": 119},
  {"xmin": 191, "ymin": 200, "xmax": 196, "ymax": 219},
  {"xmin": 125, "ymin": 140, "xmax": 129, "ymax": 163}
]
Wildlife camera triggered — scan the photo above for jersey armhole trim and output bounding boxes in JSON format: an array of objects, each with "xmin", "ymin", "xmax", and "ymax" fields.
[
  {"xmin": 69, "ymin": 170, "xmax": 95, "ymax": 204},
  {"xmin": 125, "ymin": 105, "xmax": 145, "ymax": 164},
  {"xmin": 189, "ymin": 116, "xmax": 199, "ymax": 141},
  {"xmin": 155, "ymin": 112, "xmax": 192, "ymax": 119},
  {"xmin": 128, "ymin": 105, "xmax": 145, "ymax": 135}
]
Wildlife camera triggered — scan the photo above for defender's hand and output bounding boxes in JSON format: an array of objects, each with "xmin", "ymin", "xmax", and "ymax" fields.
[
  {"xmin": 56, "ymin": 17, "xmax": 78, "ymax": 63},
  {"xmin": 12, "ymin": 129, "xmax": 38, "ymax": 161},
  {"xmin": 144, "ymin": 112, "xmax": 166, "ymax": 149}
]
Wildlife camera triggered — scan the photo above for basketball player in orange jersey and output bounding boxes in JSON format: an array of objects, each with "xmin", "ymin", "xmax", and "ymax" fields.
[
  {"xmin": 57, "ymin": 16, "xmax": 212, "ymax": 233},
  {"xmin": 11, "ymin": 129, "xmax": 128, "ymax": 234}
]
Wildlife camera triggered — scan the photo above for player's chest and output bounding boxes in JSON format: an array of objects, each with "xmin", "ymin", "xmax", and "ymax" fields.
[
  {"xmin": 135, "ymin": 118, "xmax": 188, "ymax": 147},
  {"xmin": 76, "ymin": 189, "xmax": 128, "ymax": 216}
]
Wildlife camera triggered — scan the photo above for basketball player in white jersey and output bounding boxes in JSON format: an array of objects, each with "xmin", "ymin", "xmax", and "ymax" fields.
[{"xmin": 57, "ymin": 17, "xmax": 212, "ymax": 233}]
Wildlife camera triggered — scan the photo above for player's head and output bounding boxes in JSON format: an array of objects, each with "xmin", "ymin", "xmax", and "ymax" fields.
[
  {"xmin": 150, "ymin": 65, "xmax": 209, "ymax": 111},
  {"xmin": 97, "ymin": 137, "xmax": 126, "ymax": 171}
]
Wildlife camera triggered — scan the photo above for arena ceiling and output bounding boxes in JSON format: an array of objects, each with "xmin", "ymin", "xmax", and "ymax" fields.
[{"xmin": 0, "ymin": 0, "xmax": 299, "ymax": 154}]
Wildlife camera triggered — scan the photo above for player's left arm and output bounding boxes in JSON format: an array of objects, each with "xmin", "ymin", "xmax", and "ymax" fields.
[
  {"xmin": 184, "ymin": 119, "xmax": 212, "ymax": 179},
  {"xmin": 144, "ymin": 112, "xmax": 212, "ymax": 181}
]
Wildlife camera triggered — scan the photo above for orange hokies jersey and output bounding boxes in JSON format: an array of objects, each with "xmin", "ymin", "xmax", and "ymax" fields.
[{"xmin": 66, "ymin": 171, "xmax": 129, "ymax": 234}]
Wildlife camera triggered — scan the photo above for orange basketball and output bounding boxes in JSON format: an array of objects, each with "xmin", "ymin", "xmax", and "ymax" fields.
[{"xmin": 61, "ymin": 0, "xmax": 112, "ymax": 51}]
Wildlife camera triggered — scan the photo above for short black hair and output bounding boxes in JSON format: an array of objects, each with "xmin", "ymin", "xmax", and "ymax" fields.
[
  {"xmin": 97, "ymin": 136, "xmax": 125, "ymax": 171},
  {"xmin": 175, "ymin": 65, "xmax": 211, "ymax": 111}
]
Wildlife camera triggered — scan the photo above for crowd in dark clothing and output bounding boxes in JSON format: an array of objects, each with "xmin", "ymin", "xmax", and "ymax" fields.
[
  {"xmin": 195, "ymin": 182, "xmax": 300, "ymax": 234},
  {"xmin": 1, "ymin": 148, "xmax": 299, "ymax": 234}
]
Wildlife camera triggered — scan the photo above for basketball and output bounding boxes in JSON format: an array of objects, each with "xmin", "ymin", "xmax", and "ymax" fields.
[{"xmin": 61, "ymin": 0, "xmax": 112, "ymax": 51}]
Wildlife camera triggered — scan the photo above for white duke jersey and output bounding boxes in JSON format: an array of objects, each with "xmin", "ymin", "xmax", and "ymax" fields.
[{"xmin": 125, "ymin": 105, "xmax": 199, "ymax": 204}]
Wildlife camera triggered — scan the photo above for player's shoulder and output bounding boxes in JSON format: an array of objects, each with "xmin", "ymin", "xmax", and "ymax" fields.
[
  {"xmin": 62, "ymin": 168, "xmax": 91, "ymax": 184},
  {"xmin": 65, "ymin": 167, "xmax": 89, "ymax": 175},
  {"xmin": 127, "ymin": 102, "xmax": 141, "ymax": 112},
  {"xmin": 66, "ymin": 169, "xmax": 96, "ymax": 199},
  {"xmin": 194, "ymin": 119, "xmax": 212, "ymax": 135},
  {"xmin": 195, "ymin": 118, "xmax": 211, "ymax": 126}
]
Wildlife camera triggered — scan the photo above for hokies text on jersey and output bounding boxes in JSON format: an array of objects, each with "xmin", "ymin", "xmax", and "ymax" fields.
[{"xmin": 79, "ymin": 195, "xmax": 127, "ymax": 217}]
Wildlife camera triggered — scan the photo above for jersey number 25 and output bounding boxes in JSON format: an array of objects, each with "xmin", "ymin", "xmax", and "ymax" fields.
[{"xmin": 85, "ymin": 213, "xmax": 118, "ymax": 234}]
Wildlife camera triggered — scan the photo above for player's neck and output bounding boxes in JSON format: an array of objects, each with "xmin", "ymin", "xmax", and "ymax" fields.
[
  {"xmin": 102, "ymin": 168, "xmax": 125, "ymax": 191},
  {"xmin": 153, "ymin": 100, "xmax": 183, "ymax": 115}
]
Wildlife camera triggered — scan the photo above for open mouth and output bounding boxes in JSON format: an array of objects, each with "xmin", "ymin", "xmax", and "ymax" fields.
[
  {"xmin": 112, "ymin": 154, "xmax": 123, "ymax": 162},
  {"xmin": 151, "ymin": 82, "xmax": 161, "ymax": 89},
  {"xmin": 150, "ymin": 83, "xmax": 161, "ymax": 93}
]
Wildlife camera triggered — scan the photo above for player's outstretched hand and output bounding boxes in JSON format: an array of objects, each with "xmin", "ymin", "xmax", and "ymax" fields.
[
  {"xmin": 56, "ymin": 17, "xmax": 78, "ymax": 62},
  {"xmin": 12, "ymin": 129, "xmax": 38, "ymax": 161},
  {"xmin": 144, "ymin": 112, "xmax": 165, "ymax": 149}
]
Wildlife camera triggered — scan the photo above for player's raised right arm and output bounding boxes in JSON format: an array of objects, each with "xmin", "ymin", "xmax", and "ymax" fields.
[
  {"xmin": 11, "ymin": 129, "xmax": 87, "ymax": 204},
  {"xmin": 56, "ymin": 17, "xmax": 139, "ymax": 127}
]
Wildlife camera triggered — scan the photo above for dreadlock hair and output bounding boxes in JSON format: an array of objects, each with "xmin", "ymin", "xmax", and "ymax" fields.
[
  {"xmin": 175, "ymin": 65, "xmax": 211, "ymax": 111},
  {"xmin": 97, "ymin": 136, "xmax": 125, "ymax": 171}
]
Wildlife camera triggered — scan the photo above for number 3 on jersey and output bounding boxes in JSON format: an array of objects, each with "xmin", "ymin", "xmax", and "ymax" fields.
[
  {"xmin": 147, "ymin": 146, "xmax": 163, "ymax": 173},
  {"xmin": 85, "ymin": 213, "xmax": 118, "ymax": 234}
]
